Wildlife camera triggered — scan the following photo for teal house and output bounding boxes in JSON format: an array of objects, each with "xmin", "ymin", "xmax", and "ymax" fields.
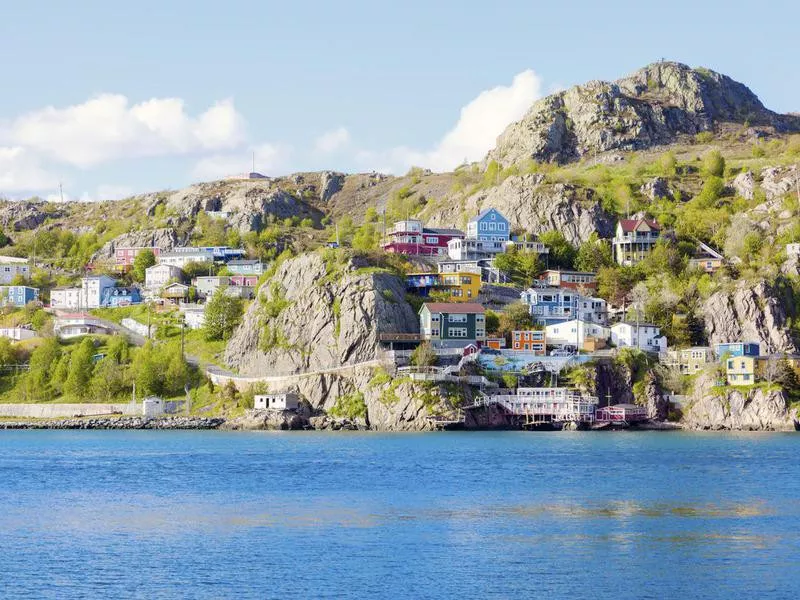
[{"xmin": 419, "ymin": 302, "xmax": 486, "ymax": 347}]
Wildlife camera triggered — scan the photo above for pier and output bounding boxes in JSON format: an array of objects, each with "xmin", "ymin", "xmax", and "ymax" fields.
[{"xmin": 465, "ymin": 387, "xmax": 599, "ymax": 426}]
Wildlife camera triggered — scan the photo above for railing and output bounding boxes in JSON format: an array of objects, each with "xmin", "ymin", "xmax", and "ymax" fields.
[{"xmin": 379, "ymin": 333, "xmax": 423, "ymax": 342}]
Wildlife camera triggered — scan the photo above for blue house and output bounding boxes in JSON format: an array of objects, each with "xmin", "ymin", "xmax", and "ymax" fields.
[
  {"xmin": 0, "ymin": 285, "xmax": 39, "ymax": 307},
  {"xmin": 466, "ymin": 208, "xmax": 510, "ymax": 242},
  {"xmin": 715, "ymin": 342, "xmax": 760, "ymax": 360},
  {"xmin": 101, "ymin": 286, "xmax": 142, "ymax": 307}
]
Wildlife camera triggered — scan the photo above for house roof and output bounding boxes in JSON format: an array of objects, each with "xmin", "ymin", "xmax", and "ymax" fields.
[
  {"xmin": 423, "ymin": 227, "xmax": 465, "ymax": 236},
  {"xmin": 422, "ymin": 302, "xmax": 485, "ymax": 314},
  {"xmin": 691, "ymin": 241, "xmax": 724, "ymax": 260},
  {"xmin": 227, "ymin": 259, "xmax": 261, "ymax": 266},
  {"xmin": 618, "ymin": 218, "xmax": 660, "ymax": 232},
  {"xmin": 0, "ymin": 256, "xmax": 29, "ymax": 264},
  {"xmin": 541, "ymin": 269, "xmax": 597, "ymax": 277},
  {"xmin": 469, "ymin": 207, "xmax": 505, "ymax": 223},
  {"xmin": 613, "ymin": 321, "xmax": 659, "ymax": 328}
]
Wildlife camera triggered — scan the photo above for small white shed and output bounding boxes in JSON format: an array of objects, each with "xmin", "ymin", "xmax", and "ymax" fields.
[
  {"xmin": 142, "ymin": 396, "xmax": 165, "ymax": 418},
  {"xmin": 254, "ymin": 392, "xmax": 300, "ymax": 411}
]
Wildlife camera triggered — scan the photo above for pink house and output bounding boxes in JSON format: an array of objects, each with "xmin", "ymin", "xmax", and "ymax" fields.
[
  {"xmin": 229, "ymin": 275, "xmax": 258, "ymax": 287},
  {"xmin": 115, "ymin": 246, "xmax": 161, "ymax": 269},
  {"xmin": 382, "ymin": 219, "xmax": 464, "ymax": 256}
]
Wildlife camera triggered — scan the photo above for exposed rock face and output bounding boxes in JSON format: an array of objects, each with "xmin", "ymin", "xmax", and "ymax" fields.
[
  {"xmin": 490, "ymin": 62, "xmax": 800, "ymax": 166},
  {"xmin": 94, "ymin": 227, "xmax": 181, "ymax": 260},
  {"xmin": 0, "ymin": 201, "xmax": 56, "ymax": 231},
  {"xmin": 165, "ymin": 181, "xmax": 321, "ymax": 232},
  {"xmin": 594, "ymin": 361, "xmax": 635, "ymax": 406},
  {"xmin": 222, "ymin": 408, "xmax": 310, "ymax": 431},
  {"xmin": 682, "ymin": 372, "xmax": 797, "ymax": 431},
  {"xmin": 640, "ymin": 177, "xmax": 672, "ymax": 201},
  {"xmin": 643, "ymin": 371, "xmax": 669, "ymax": 420},
  {"xmin": 701, "ymin": 280, "xmax": 797, "ymax": 353},
  {"xmin": 761, "ymin": 166, "xmax": 798, "ymax": 200},
  {"xmin": 425, "ymin": 174, "xmax": 615, "ymax": 245},
  {"xmin": 225, "ymin": 252, "xmax": 418, "ymax": 375},
  {"xmin": 319, "ymin": 171, "xmax": 345, "ymax": 202},
  {"xmin": 732, "ymin": 171, "xmax": 756, "ymax": 200}
]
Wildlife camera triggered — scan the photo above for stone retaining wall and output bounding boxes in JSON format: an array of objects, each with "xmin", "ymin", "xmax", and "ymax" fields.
[{"xmin": 0, "ymin": 403, "xmax": 137, "ymax": 419}]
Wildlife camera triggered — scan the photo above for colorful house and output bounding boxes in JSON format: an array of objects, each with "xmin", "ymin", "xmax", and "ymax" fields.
[
  {"xmin": 0, "ymin": 285, "xmax": 39, "ymax": 307},
  {"xmin": 194, "ymin": 276, "xmax": 229, "ymax": 298},
  {"xmin": 467, "ymin": 208, "xmax": 510, "ymax": 242},
  {"xmin": 101, "ymin": 286, "xmax": 142, "ymax": 307},
  {"xmin": 162, "ymin": 282, "xmax": 190, "ymax": 304},
  {"xmin": 114, "ymin": 246, "xmax": 161, "ymax": 270},
  {"xmin": 659, "ymin": 347, "xmax": 714, "ymax": 374},
  {"xmin": 172, "ymin": 246, "xmax": 246, "ymax": 261},
  {"xmin": 485, "ymin": 337, "xmax": 507, "ymax": 349},
  {"xmin": 0, "ymin": 256, "xmax": 30, "ymax": 284},
  {"xmin": 406, "ymin": 271, "xmax": 481, "ymax": 302},
  {"xmin": 726, "ymin": 355, "xmax": 756, "ymax": 386},
  {"xmin": 511, "ymin": 330, "xmax": 546, "ymax": 354},
  {"xmin": 226, "ymin": 259, "xmax": 265, "ymax": 276},
  {"xmin": 613, "ymin": 218, "xmax": 661, "ymax": 266},
  {"xmin": 610, "ymin": 322, "xmax": 667, "ymax": 354},
  {"xmin": 419, "ymin": 302, "xmax": 486, "ymax": 347},
  {"xmin": 229, "ymin": 274, "xmax": 259, "ymax": 287},
  {"xmin": 381, "ymin": 219, "xmax": 465, "ymax": 256},
  {"xmin": 688, "ymin": 242, "xmax": 725, "ymax": 273},
  {"xmin": 520, "ymin": 287, "xmax": 607, "ymax": 326},
  {"xmin": 538, "ymin": 269, "xmax": 597, "ymax": 292},
  {"xmin": 714, "ymin": 342, "xmax": 760, "ymax": 359}
]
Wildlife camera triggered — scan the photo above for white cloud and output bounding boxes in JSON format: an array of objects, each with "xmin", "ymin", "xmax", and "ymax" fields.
[
  {"xmin": 96, "ymin": 184, "xmax": 135, "ymax": 200},
  {"xmin": 190, "ymin": 143, "xmax": 291, "ymax": 181},
  {"xmin": 356, "ymin": 70, "xmax": 543, "ymax": 174},
  {"xmin": 5, "ymin": 95, "xmax": 246, "ymax": 168},
  {"xmin": 0, "ymin": 146, "xmax": 59, "ymax": 193},
  {"xmin": 314, "ymin": 127, "xmax": 350, "ymax": 154}
]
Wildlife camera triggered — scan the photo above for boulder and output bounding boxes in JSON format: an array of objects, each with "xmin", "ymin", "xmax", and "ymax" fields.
[
  {"xmin": 732, "ymin": 171, "xmax": 756, "ymax": 200},
  {"xmin": 640, "ymin": 177, "xmax": 672, "ymax": 201},
  {"xmin": 319, "ymin": 171, "xmax": 345, "ymax": 202},
  {"xmin": 761, "ymin": 166, "xmax": 798, "ymax": 200}
]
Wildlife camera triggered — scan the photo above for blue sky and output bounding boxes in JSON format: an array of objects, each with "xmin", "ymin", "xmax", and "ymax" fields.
[{"xmin": 1, "ymin": 0, "xmax": 798, "ymax": 200}]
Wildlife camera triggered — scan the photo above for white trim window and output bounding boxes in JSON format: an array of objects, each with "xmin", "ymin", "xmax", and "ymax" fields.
[
  {"xmin": 448, "ymin": 314, "xmax": 467, "ymax": 323},
  {"xmin": 449, "ymin": 327, "xmax": 468, "ymax": 338}
]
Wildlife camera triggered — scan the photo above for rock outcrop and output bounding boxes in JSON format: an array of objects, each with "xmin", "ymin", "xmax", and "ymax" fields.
[
  {"xmin": 425, "ymin": 174, "xmax": 615, "ymax": 245},
  {"xmin": 701, "ymin": 280, "xmax": 797, "ymax": 353},
  {"xmin": 643, "ymin": 371, "xmax": 669, "ymax": 421},
  {"xmin": 0, "ymin": 201, "xmax": 58, "ymax": 231},
  {"xmin": 732, "ymin": 171, "xmax": 756, "ymax": 200},
  {"xmin": 319, "ymin": 171, "xmax": 345, "ymax": 202},
  {"xmin": 94, "ymin": 227, "xmax": 181, "ymax": 260},
  {"xmin": 165, "ymin": 180, "xmax": 322, "ymax": 232},
  {"xmin": 490, "ymin": 62, "xmax": 800, "ymax": 166},
  {"xmin": 761, "ymin": 166, "xmax": 798, "ymax": 200},
  {"xmin": 640, "ymin": 177, "xmax": 672, "ymax": 201},
  {"xmin": 682, "ymin": 372, "xmax": 797, "ymax": 431}
]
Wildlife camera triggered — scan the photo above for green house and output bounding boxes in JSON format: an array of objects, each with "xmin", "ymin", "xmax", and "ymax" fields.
[{"xmin": 419, "ymin": 302, "xmax": 486, "ymax": 346}]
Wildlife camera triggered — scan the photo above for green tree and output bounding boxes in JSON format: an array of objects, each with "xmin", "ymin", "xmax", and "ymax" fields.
[
  {"xmin": 163, "ymin": 345, "xmax": 190, "ymax": 395},
  {"xmin": 64, "ymin": 338, "xmax": 96, "ymax": 400},
  {"xmin": 91, "ymin": 357, "xmax": 129, "ymax": 401},
  {"xmin": 131, "ymin": 341, "xmax": 162, "ymax": 397},
  {"xmin": 182, "ymin": 260, "xmax": 215, "ymax": 279},
  {"xmin": 485, "ymin": 310, "xmax": 500, "ymax": 334},
  {"xmin": 496, "ymin": 302, "xmax": 535, "ymax": 337},
  {"xmin": 539, "ymin": 230, "xmax": 577, "ymax": 269},
  {"xmin": 132, "ymin": 249, "xmax": 156, "ymax": 282},
  {"xmin": 597, "ymin": 265, "xmax": 640, "ymax": 306},
  {"xmin": 702, "ymin": 149, "xmax": 725, "ymax": 178},
  {"xmin": 493, "ymin": 247, "xmax": 543, "ymax": 287},
  {"xmin": 575, "ymin": 234, "xmax": 614, "ymax": 272},
  {"xmin": 0, "ymin": 337, "xmax": 18, "ymax": 367},
  {"xmin": 20, "ymin": 338, "xmax": 61, "ymax": 402},
  {"xmin": 204, "ymin": 292, "xmax": 244, "ymax": 341},
  {"xmin": 659, "ymin": 152, "xmax": 677, "ymax": 176},
  {"xmin": 411, "ymin": 341, "xmax": 438, "ymax": 367}
]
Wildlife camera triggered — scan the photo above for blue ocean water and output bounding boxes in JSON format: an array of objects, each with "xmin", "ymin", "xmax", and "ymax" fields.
[{"xmin": 1, "ymin": 431, "xmax": 799, "ymax": 599}]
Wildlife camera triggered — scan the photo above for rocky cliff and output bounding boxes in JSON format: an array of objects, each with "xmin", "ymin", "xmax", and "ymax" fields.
[
  {"xmin": 701, "ymin": 279, "xmax": 798, "ymax": 353},
  {"xmin": 490, "ymin": 61, "xmax": 800, "ymax": 166},
  {"xmin": 682, "ymin": 372, "xmax": 797, "ymax": 431},
  {"xmin": 424, "ymin": 174, "xmax": 615, "ymax": 245}
]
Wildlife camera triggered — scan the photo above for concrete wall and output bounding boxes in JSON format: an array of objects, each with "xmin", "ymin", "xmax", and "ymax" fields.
[{"xmin": 0, "ymin": 403, "xmax": 138, "ymax": 418}]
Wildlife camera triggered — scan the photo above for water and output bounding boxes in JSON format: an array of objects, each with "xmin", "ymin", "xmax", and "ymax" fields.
[{"xmin": 1, "ymin": 431, "xmax": 799, "ymax": 599}]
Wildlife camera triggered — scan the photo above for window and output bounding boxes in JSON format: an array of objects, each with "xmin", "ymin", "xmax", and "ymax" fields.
[
  {"xmin": 449, "ymin": 327, "xmax": 468, "ymax": 338},
  {"xmin": 524, "ymin": 343, "xmax": 529, "ymax": 350},
  {"xmin": 431, "ymin": 329, "xmax": 439, "ymax": 337},
  {"xmin": 740, "ymin": 361, "xmax": 745, "ymax": 369},
  {"xmin": 744, "ymin": 374, "xmax": 751, "ymax": 381},
  {"xmin": 488, "ymin": 222, "xmax": 496, "ymax": 231},
  {"xmin": 498, "ymin": 223, "xmax": 505, "ymax": 230},
  {"xmin": 448, "ymin": 314, "xmax": 467, "ymax": 323},
  {"xmin": 480, "ymin": 222, "xmax": 487, "ymax": 231}
]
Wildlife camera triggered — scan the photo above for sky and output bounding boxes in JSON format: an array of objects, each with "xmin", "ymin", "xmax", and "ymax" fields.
[{"xmin": 0, "ymin": 0, "xmax": 798, "ymax": 201}]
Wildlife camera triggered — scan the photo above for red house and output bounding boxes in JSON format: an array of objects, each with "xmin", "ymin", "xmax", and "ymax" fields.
[
  {"xmin": 382, "ymin": 219, "xmax": 464, "ymax": 256},
  {"xmin": 230, "ymin": 275, "xmax": 258, "ymax": 287},
  {"xmin": 115, "ymin": 246, "xmax": 161, "ymax": 270}
]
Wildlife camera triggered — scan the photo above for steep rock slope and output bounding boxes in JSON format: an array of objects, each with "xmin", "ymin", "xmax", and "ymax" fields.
[
  {"xmin": 701, "ymin": 280, "xmax": 797, "ymax": 353},
  {"xmin": 683, "ymin": 372, "xmax": 797, "ymax": 431},
  {"xmin": 225, "ymin": 252, "xmax": 418, "ymax": 375},
  {"xmin": 490, "ymin": 61, "xmax": 800, "ymax": 165},
  {"xmin": 425, "ymin": 174, "xmax": 615, "ymax": 245}
]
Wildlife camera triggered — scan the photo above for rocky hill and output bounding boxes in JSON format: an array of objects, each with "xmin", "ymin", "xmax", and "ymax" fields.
[{"xmin": 489, "ymin": 61, "xmax": 800, "ymax": 166}]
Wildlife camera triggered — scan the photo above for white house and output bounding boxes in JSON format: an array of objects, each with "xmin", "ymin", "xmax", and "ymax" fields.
[
  {"xmin": 82, "ymin": 275, "xmax": 117, "ymax": 309},
  {"xmin": 142, "ymin": 396, "xmax": 165, "ymax": 418},
  {"xmin": 0, "ymin": 256, "xmax": 30, "ymax": 284},
  {"xmin": 546, "ymin": 320, "xmax": 610, "ymax": 348},
  {"xmin": 145, "ymin": 264, "xmax": 184, "ymax": 290},
  {"xmin": 50, "ymin": 287, "xmax": 82, "ymax": 310},
  {"xmin": 610, "ymin": 322, "xmax": 667, "ymax": 353},
  {"xmin": 158, "ymin": 250, "xmax": 214, "ymax": 269},
  {"xmin": 180, "ymin": 305, "xmax": 206, "ymax": 329},
  {"xmin": 254, "ymin": 392, "xmax": 300, "ymax": 410},
  {"xmin": 0, "ymin": 326, "xmax": 37, "ymax": 341},
  {"xmin": 194, "ymin": 276, "xmax": 229, "ymax": 298}
]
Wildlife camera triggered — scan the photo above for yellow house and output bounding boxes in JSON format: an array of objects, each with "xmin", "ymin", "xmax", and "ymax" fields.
[
  {"xmin": 726, "ymin": 356, "xmax": 756, "ymax": 386},
  {"xmin": 406, "ymin": 271, "xmax": 481, "ymax": 303}
]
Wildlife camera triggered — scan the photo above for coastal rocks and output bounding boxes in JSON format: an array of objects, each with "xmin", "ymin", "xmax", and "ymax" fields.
[
  {"xmin": 224, "ymin": 253, "xmax": 417, "ymax": 375},
  {"xmin": 640, "ymin": 177, "xmax": 672, "ymax": 201},
  {"xmin": 425, "ymin": 174, "xmax": 615, "ymax": 245},
  {"xmin": 682, "ymin": 372, "xmax": 797, "ymax": 431},
  {"xmin": 594, "ymin": 361, "xmax": 635, "ymax": 406},
  {"xmin": 701, "ymin": 279, "xmax": 797, "ymax": 353},
  {"xmin": 222, "ymin": 408, "xmax": 310, "ymax": 431},
  {"xmin": 489, "ymin": 62, "xmax": 798, "ymax": 166},
  {"xmin": 643, "ymin": 371, "xmax": 669, "ymax": 421},
  {"xmin": 0, "ymin": 416, "xmax": 224, "ymax": 430},
  {"xmin": 319, "ymin": 171, "xmax": 345, "ymax": 202}
]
